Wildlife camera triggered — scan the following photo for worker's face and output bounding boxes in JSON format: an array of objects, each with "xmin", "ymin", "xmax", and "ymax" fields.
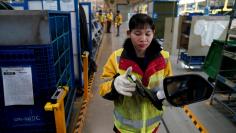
[{"xmin": 128, "ymin": 27, "xmax": 154, "ymax": 57}]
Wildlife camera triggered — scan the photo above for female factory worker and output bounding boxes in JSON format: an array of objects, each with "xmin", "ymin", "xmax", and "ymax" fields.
[{"xmin": 99, "ymin": 13, "xmax": 173, "ymax": 133}]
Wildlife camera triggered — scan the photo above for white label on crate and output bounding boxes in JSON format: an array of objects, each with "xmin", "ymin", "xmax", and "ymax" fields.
[
  {"xmin": 1, "ymin": 67, "xmax": 34, "ymax": 106},
  {"xmin": 43, "ymin": 0, "xmax": 58, "ymax": 10},
  {"xmin": 60, "ymin": 0, "xmax": 75, "ymax": 11}
]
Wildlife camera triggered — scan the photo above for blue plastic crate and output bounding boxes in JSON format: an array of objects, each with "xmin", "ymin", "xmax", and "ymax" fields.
[
  {"xmin": 187, "ymin": 13, "xmax": 203, "ymax": 20},
  {"xmin": 0, "ymin": 45, "xmax": 70, "ymax": 132},
  {"xmin": 180, "ymin": 52, "xmax": 184, "ymax": 60},
  {"xmin": 0, "ymin": 11, "xmax": 75, "ymax": 133},
  {"xmin": 0, "ymin": 106, "xmax": 55, "ymax": 133},
  {"xmin": 180, "ymin": 52, "xmax": 188, "ymax": 61},
  {"xmin": 183, "ymin": 55, "xmax": 205, "ymax": 65},
  {"xmin": 0, "ymin": 46, "xmax": 56, "ymax": 102}
]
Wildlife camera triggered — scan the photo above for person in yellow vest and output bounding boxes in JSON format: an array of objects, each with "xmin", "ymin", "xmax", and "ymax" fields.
[
  {"xmin": 114, "ymin": 10, "xmax": 122, "ymax": 36},
  {"xmin": 98, "ymin": 10, "xmax": 105, "ymax": 28},
  {"xmin": 106, "ymin": 9, "xmax": 113, "ymax": 33},
  {"xmin": 99, "ymin": 14, "xmax": 173, "ymax": 133}
]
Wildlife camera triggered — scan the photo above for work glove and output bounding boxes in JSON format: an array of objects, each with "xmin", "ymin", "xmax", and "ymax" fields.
[
  {"xmin": 156, "ymin": 89, "xmax": 165, "ymax": 100},
  {"xmin": 155, "ymin": 89, "xmax": 171, "ymax": 106},
  {"xmin": 155, "ymin": 82, "xmax": 171, "ymax": 107},
  {"xmin": 153, "ymin": 79, "xmax": 165, "ymax": 100},
  {"xmin": 114, "ymin": 67, "xmax": 136, "ymax": 97}
]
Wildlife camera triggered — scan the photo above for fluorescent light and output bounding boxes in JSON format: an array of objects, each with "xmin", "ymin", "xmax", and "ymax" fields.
[{"xmin": 179, "ymin": 0, "xmax": 206, "ymax": 5}]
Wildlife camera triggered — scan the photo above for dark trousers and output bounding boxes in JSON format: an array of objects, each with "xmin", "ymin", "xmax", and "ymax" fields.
[
  {"xmin": 116, "ymin": 25, "xmax": 120, "ymax": 36},
  {"xmin": 101, "ymin": 22, "xmax": 104, "ymax": 28},
  {"xmin": 107, "ymin": 21, "xmax": 111, "ymax": 33}
]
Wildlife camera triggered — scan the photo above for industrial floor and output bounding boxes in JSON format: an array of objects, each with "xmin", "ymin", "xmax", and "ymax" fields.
[{"xmin": 81, "ymin": 23, "xmax": 236, "ymax": 133}]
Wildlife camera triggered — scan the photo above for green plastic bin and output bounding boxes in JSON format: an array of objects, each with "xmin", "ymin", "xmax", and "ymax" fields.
[{"xmin": 203, "ymin": 40, "xmax": 236, "ymax": 80}]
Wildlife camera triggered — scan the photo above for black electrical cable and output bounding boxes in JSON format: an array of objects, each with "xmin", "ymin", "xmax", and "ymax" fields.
[
  {"xmin": 0, "ymin": 1, "xmax": 14, "ymax": 10},
  {"xmin": 79, "ymin": 4, "xmax": 97, "ymax": 75},
  {"xmin": 79, "ymin": 4, "xmax": 90, "ymax": 53}
]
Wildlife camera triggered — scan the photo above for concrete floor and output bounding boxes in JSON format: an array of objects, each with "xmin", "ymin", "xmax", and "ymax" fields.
[{"xmin": 82, "ymin": 23, "xmax": 236, "ymax": 133}]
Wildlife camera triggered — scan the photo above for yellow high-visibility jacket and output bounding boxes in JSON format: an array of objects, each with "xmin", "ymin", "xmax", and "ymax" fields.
[
  {"xmin": 98, "ymin": 14, "xmax": 105, "ymax": 23},
  {"xmin": 106, "ymin": 12, "xmax": 113, "ymax": 21},
  {"xmin": 114, "ymin": 14, "xmax": 122, "ymax": 26},
  {"xmin": 99, "ymin": 38, "xmax": 173, "ymax": 133}
]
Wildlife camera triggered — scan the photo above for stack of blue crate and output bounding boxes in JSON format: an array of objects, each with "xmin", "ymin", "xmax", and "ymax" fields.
[
  {"xmin": 0, "ymin": 10, "xmax": 75, "ymax": 133},
  {"xmin": 180, "ymin": 52, "xmax": 205, "ymax": 66}
]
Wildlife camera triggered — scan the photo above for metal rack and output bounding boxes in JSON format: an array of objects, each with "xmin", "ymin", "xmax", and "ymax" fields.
[
  {"xmin": 0, "ymin": 10, "xmax": 75, "ymax": 133},
  {"xmin": 210, "ymin": 2, "xmax": 236, "ymax": 121},
  {"xmin": 210, "ymin": 47, "xmax": 236, "ymax": 118}
]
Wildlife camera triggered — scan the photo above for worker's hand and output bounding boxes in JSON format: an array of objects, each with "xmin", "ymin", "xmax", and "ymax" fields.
[
  {"xmin": 154, "ymin": 83, "xmax": 172, "ymax": 106},
  {"xmin": 156, "ymin": 89, "xmax": 165, "ymax": 100},
  {"xmin": 156, "ymin": 90, "xmax": 172, "ymax": 106},
  {"xmin": 114, "ymin": 67, "xmax": 136, "ymax": 96},
  {"xmin": 153, "ymin": 80, "xmax": 165, "ymax": 100}
]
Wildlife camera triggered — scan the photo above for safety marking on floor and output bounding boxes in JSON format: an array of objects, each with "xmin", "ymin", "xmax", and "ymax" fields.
[
  {"xmin": 74, "ymin": 73, "xmax": 95, "ymax": 133},
  {"xmin": 88, "ymin": 74, "xmax": 95, "ymax": 98},
  {"xmin": 183, "ymin": 106, "xmax": 208, "ymax": 133}
]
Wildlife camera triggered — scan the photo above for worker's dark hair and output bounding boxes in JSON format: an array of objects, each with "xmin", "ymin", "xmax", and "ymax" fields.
[
  {"xmin": 129, "ymin": 13, "xmax": 155, "ymax": 31},
  {"xmin": 117, "ymin": 10, "xmax": 120, "ymax": 14}
]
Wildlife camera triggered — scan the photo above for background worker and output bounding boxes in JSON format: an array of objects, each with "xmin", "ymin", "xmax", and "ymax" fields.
[
  {"xmin": 99, "ymin": 13, "xmax": 173, "ymax": 132},
  {"xmin": 114, "ymin": 10, "xmax": 122, "ymax": 36},
  {"xmin": 106, "ymin": 9, "xmax": 113, "ymax": 33},
  {"xmin": 98, "ymin": 10, "xmax": 105, "ymax": 28}
]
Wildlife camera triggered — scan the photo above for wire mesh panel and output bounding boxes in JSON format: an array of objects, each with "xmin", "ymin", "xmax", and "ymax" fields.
[{"xmin": 0, "ymin": 10, "xmax": 75, "ymax": 133}]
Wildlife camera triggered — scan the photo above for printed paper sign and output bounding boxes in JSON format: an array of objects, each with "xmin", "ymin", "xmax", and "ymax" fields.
[{"xmin": 1, "ymin": 67, "xmax": 34, "ymax": 106}]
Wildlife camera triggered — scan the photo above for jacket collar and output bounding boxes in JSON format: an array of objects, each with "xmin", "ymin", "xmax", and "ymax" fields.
[{"xmin": 121, "ymin": 38, "xmax": 162, "ymax": 61}]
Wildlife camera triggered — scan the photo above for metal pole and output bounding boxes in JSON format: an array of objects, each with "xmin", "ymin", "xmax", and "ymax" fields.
[
  {"xmin": 82, "ymin": 51, "xmax": 89, "ymax": 99},
  {"xmin": 225, "ymin": 1, "xmax": 236, "ymax": 41},
  {"xmin": 44, "ymin": 86, "xmax": 69, "ymax": 133},
  {"xmin": 161, "ymin": 116, "xmax": 170, "ymax": 133}
]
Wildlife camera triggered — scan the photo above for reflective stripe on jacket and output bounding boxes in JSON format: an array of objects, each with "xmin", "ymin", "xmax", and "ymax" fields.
[{"xmin": 99, "ymin": 47, "xmax": 172, "ymax": 132}]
